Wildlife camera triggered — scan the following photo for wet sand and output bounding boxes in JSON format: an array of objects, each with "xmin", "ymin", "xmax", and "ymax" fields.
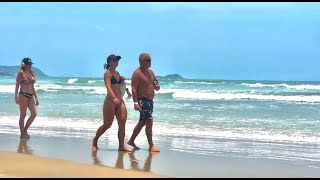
[{"xmin": 0, "ymin": 151, "xmax": 168, "ymax": 178}]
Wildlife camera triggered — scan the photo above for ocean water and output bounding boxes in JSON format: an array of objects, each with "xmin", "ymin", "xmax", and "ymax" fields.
[{"xmin": 1, "ymin": 76, "xmax": 320, "ymax": 169}]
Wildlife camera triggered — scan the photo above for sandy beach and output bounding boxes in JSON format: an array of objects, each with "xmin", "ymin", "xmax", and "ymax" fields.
[
  {"xmin": 0, "ymin": 133, "xmax": 319, "ymax": 178},
  {"xmin": 2, "ymin": 2, "xmax": 320, "ymax": 178},
  {"xmin": 0, "ymin": 151, "xmax": 168, "ymax": 178}
]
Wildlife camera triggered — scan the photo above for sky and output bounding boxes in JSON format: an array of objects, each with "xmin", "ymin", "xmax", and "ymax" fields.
[{"xmin": 0, "ymin": 2, "xmax": 320, "ymax": 81}]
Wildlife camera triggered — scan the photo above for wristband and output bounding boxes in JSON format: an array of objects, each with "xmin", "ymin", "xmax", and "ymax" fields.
[{"xmin": 134, "ymin": 102, "xmax": 139, "ymax": 105}]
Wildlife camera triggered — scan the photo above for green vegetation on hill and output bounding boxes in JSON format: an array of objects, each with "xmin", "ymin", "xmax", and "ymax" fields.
[
  {"xmin": 156, "ymin": 74, "xmax": 185, "ymax": 80},
  {"xmin": 0, "ymin": 66, "xmax": 48, "ymax": 77}
]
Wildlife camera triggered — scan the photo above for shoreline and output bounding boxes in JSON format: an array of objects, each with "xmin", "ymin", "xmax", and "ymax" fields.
[
  {"xmin": 0, "ymin": 132, "xmax": 319, "ymax": 178},
  {"xmin": 0, "ymin": 151, "xmax": 169, "ymax": 178}
]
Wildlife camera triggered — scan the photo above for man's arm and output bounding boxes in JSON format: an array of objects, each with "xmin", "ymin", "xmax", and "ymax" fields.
[
  {"xmin": 131, "ymin": 70, "xmax": 142, "ymax": 111},
  {"xmin": 131, "ymin": 70, "xmax": 139, "ymax": 103},
  {"xmin": 150, "ymin": 70, "xmax": 160, "ymax": 91}
]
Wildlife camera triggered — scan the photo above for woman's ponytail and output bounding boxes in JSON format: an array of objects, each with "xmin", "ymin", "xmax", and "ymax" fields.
[{"xmin": 104, "ymin": 63, "xmax": 110, "ymax": 70}]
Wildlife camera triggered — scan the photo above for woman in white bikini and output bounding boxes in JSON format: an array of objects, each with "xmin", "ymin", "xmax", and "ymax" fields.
[{"xmin": 15, "ymin": 58, "xmax": 39, "ymax": 139}]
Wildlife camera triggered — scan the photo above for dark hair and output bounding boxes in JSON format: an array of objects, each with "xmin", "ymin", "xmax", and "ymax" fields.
[
  {"xmin": 104, "ymin": 54, "xmax": 121, "ymax": 70},
  {"xmin": 104, "ymin": 63, "xmax": 110, "ymax": 70}
]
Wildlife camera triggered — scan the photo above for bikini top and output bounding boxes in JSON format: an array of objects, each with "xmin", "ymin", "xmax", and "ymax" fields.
[
  {"xmin": 111, "ymin": 71, "xmax": 122, "ymax": 85},
  {"xmin": 20, "ymin": 71, "xmax": 35, "ymax": 84}
]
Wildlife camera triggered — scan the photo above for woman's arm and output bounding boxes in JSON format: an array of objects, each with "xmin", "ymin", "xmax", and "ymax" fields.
[
  {"xmin": 32, "ymin": 83, "xmax": 39, "ymax": 106},
  {"xmin": 104, "ymin": 71, "xmax": 119, "ymax": 105},
  {"xmin": 15, "ymin": 73, "xmax": 20, "ymax": 104},
  {"xmin": 104, "ymin": 71, "xmax": 116, "ymax": 98}
]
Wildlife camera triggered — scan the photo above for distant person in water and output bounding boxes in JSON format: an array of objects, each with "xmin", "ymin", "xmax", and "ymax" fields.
[
  {"xmin": 15, "ymin": 58, "xmax": 39, "ymax": 139},
  {"xmin": 126, "ymin": 88, "xmax": 132, "ymax": 98},
  {"xmin": 92, "ymin": 54, "xmax": 131, "ymax": 152},
  {"xmin": 127, "ymin": 53, "xmax": 160, "ymax": 152}
]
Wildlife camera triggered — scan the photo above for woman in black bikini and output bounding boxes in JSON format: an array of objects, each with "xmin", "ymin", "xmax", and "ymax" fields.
[
  {"xmin": 15, "ymin": 58, "xmax": 39, "ymax": 139},
  {"xmin": 92, "ymin": 54, "xmax": 131, "ymax": 152}
]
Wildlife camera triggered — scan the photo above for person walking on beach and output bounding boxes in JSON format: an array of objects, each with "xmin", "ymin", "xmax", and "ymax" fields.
[
  {"xmin": 92, "ymin": 54, "xmax": 131, "ymax": 152},
  {"xmin": 125, "ymin": 88, "xmax": 132, "ymax": 98},
  {"xmin": 127, "ymin": 53, "xmax": 160, "ymax": 152},
  {"xmin": 15, "ymin": 58, "xmax": 39, "ymax": 139}
]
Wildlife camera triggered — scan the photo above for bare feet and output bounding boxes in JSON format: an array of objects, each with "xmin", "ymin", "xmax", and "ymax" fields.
[
  {"xmin": 149, "ymin": 145, "xmax": 160, "ymax": 152},
  {"xmin": 92, "ymin": 139, "xmax": 99, "ymax": 151},
  {"xmin": 91, "ymin": 149, "xmax": 97, "ymax": 159},
  {"xmin": 20, "ymin": 134, "xmax": 30, "ymax": 139},
  {"xmin": 118, "ymin": 146, "xmax": 132, "ymax": 152},
  {"xmin": 127, "ymin": 141, "xmax": 140, "ymax": 150},
  {"xmin": 149, "ymin": 151, "xmax": 160, "ymax": 157}
]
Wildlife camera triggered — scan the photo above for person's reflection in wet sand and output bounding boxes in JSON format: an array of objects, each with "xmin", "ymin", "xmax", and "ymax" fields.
[
  {"xmin": 91, "ymin": 150, "xmax": 158, "ymax": 172},
  {"xmin": 143, "ymin": 151, "xmax": 158, "ymax": 172},
  {"xmin": 92, "ymin": 150, "xmax": 131, "ymax": 168},
  {"xmin": 17, "ymin": 138, "xmax": 33, "ymax": 155},
  {"xmin": 128, "ymin": 150, "xmax": 159, "ymax": 172},
  {"xmin": 115, "ymin": 151, "xmax": 131, "ymax": 169},
  {"xmin": 91, "ymin": 149, "xmax": 104, "ymax": 166}
]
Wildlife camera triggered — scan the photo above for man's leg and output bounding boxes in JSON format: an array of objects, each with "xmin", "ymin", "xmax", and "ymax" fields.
[
  {"xmin": 145, "ymin": 120, "xmax": 159, "ymax": 152},
  {"xmin": 127, "ymin": 120, "xmax": 146, "ymax": 150}
]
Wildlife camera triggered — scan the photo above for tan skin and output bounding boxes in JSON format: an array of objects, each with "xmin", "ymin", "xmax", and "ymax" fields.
[
  {"xmin": 92, "ymin": 59, "xmax": 131, "ymax": 152},
  {"xmin": 15, "ymin": 64, "xmax": 39, "ymax": 139},
  {"xmin": 127, "ymin": 53, "xmax": 160, "ymax": 152}
]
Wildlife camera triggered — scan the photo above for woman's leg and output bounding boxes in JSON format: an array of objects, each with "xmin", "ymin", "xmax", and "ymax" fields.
[
  {"xmin": 18, "ymin": 95, "xmax": 28, "ymax": 138},
  {"xmin": 23, "ymin": 97, "xmax": 37, "ymax": 138},
  {"xmin": 92, "ymin": 99, "xmax": 115, "ymax": 151},
  {"xmin": 115, "ymin": 102, "xmax": 130, "ymax": 151}
]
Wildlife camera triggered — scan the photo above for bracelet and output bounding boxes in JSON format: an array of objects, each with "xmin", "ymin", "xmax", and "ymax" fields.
[{"xmin": 134, "ymin": 102, "xmax": 139, "ymax": 105}]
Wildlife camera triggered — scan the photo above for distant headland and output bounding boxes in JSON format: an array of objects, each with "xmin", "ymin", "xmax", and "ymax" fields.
[
  {"xmin": 156, "ymin": 74, "xmax": 185, "ymax": 80},
  {"xmin": 0, "ymin": 66, "xmax": 48, "ymax": 77},
  {"xmin": 0, "ymin": 66, "xmax": 185, "ymax": 80}
]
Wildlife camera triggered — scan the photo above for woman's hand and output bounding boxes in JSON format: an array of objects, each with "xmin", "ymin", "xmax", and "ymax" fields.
[
  {"xmin": 113, "ymin": 97, "xmax": 120, "ymax": 105},
  {"xmin": 120, "ymin": 76, "xmax": 126, "ymax": 82}
]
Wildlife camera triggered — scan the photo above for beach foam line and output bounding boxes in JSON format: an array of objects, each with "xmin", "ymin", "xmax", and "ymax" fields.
[
  {"xmin": 1, "ymin": 115, "xmax": 319, "ymax": 145},
  {"xmin": 171, "ymin": 90, "xmax": 320, "ymax": 103},
  {"xmin": 241, "ymin": 83, "xmax": 320, "ymax": 90}
]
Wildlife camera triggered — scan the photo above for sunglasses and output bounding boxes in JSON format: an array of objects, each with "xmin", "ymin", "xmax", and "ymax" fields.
[
  {"xmin": 144, "ymin": 59, "xmax": 151, "ymax": 62},
  {"xmin": 112, "ymin": 59, "xmax": 120, "ymax": 62}
]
